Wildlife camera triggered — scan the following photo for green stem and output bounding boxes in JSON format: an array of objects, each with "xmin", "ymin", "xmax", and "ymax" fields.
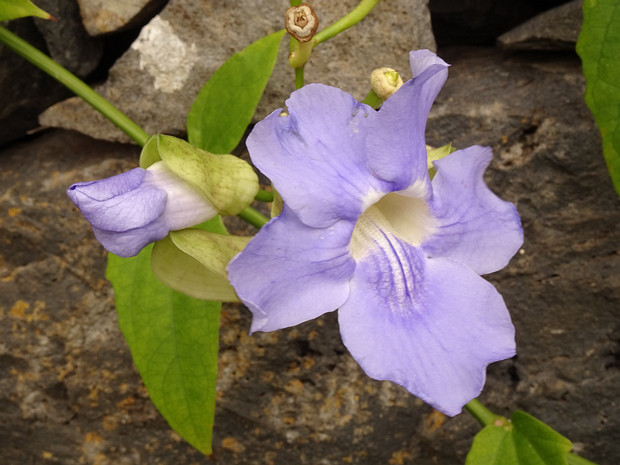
[
  {"xmin": 255, "ymin": 189, "xmax": 274, "ymax": 202},
  {"xmin": 237, "ymin": 207, "xmax": 270, "ymax": 228},
  {"xmin": 362, "ymin": 89, "xmax": 383, "ymax": 109},
  {"xmin": 295, "ymin": 66, "xmax": 305, "ymax": 89},
  {"xmin": 464, "ymin": 399, "xmax": 504, "ymax": 427},
  {"xmin": 313, "ymin": 0, "xmax": 381, "ymax": 46},
  {"xmin": 0, "ymin": 25, "xmax": 149, "ymax": 146}
]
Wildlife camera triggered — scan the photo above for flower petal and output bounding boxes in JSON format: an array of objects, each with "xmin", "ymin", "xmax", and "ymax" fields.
[
  {"xmin": 67, "ymin": 168, "xmax": 166, "ymax": 232},
  {"xmin": 228, "ymin": 207, "xmax": 355, "ymax": 333},
  {"xmin": 90, "ymin": 221, "xmax": 170, "ymax": 257},
  {"xmin": 423, "ymin": 146, "xmax": 524, "ymax": 275},
  {"xmin": 247, "ymin": 84, "xmax": 388, "ymax": 228},
  {"xmin": 144, "ymin": 162, "xmax": 218, "ymax": 231},
  {"xmin": 338, "ymin": 231, "xmax": 515, "ymax": 416},
  {"xmin": 69, "ymin": 167, "xmax": 145, "ymax": 200},
  {"xmin": 365, "ymin": 50, "xmax": 449, "ymax": 190}
]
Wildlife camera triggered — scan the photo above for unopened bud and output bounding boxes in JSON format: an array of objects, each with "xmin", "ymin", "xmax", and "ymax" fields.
[
  {"xmin": 370, "ymin": 67, "xmax": 404, "ymax": 100},
  {"xmin": 286, "ymin": 3, "xmax": 319, "ymax": 42}
]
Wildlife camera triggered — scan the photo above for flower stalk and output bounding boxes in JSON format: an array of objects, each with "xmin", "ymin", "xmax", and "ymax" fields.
[
  {"xmin": 362, "ymin": 89, "xmax": 383, "ymax": 108},
  {"xmin": 294, "ymin": 67, "xmax": 305, "ymax": 89},
  {"xmin": 313, "ymin": 0, "xmax": 380, "ymax": 46},
  {"xmin": 255, "ymin": 190, "xmax": 275, "ymax": 203},
  {"xmin": 237, "ymin": 207, "xmax": 270, "ymax": 228},
  {"xmin": 464, "ymin": 399, "xmax": 504, "ymax": 427}
]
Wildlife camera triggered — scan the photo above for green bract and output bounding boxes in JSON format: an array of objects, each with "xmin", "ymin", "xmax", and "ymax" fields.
[
  {"xmin": 427, "ymin": 143, "xmax": 457, "ymax": 178},
  {"xmin": 140, "ymin": 134, "xmax": 259, "ymax": 216},
  {"xmin": 151, "ymin": 229, "xmax": 250, "ymax": 301}
]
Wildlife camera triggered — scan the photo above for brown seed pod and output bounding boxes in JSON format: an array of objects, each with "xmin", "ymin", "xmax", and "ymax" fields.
[{"xmin": 285, "ymin": 3, "xmax": 319, "ymax": 42}]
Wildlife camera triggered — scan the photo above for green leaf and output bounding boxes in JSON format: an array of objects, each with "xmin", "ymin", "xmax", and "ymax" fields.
[
  {"xmin": 577, "ymin": 0, "xmax": 620, "ymax": 195},
  {"xmin": 187, "ymin": 29, "xmax": 286, "ymax": 153},
  {"xmin": 0, "ymin": 0, "xmax": 51, "ymax": 20},
  {"xmin": 107, "ymin": 246, "xmax": 220, "ymax": 455},
  {"xmin": 466, "ymin": 411, "xmax": 572, "ymax": 465},
  {"xmin": 466, "ymin": 422, "xmax": 517, "ymax": 465}
]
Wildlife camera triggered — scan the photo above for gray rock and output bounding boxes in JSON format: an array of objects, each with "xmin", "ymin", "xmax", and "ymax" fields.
[
  {"xmin": 33, "ymin": 0, "xmax": 103, "ymax": 77},
  {"xmin": 0, "ymin": 1, "xmax": 103, "ymax": 146},
  {"xmin": 39, "ymin": 0, "xmax": 436, "ymax": 144},
  {"xmin": 0, "ymin": 20, "xmax": 71, "ymax": 146},
  {"xmin": 1, "ymin": 47, "xmax": 619, "ymax": 464},
  {"xmin": 429, "ymin": 0, "xmax": 539, "ymax": 46},
  {"xmin": 77, "ymin": 0, "xmax": 169, "ymax": 36},
  {"xmin": 498, "ymin": 0, "xmax": 583, "ymax": 51}
]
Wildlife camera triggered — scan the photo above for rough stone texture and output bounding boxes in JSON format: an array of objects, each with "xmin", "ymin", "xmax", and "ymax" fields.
[
  {"xmin": 429, "ymin": 0, "xmax": 570, "ymax": 46},
  {"xmin": 33, "ymin": 0, "xmax": 104, "ymax": 77},
  {"xmin": 0, "ymin": 1, "xmax": 103, "ymax": 147},
  {"xmin": 38, "ymin": 0, "xmax": 436, "ymax": 144},
  {"xmin": 1, "ymin": 46, "xmax": 619, "ymax": 464},
  {"xmin": 498, "ymin": 0, "xmax": 583, "ymax": 51},
  {"xmin": 77, "ymin": 0, "xmax": 169, "ymax": 36},
  {"xmin": 0, "ymin": 20, "xmax": 72, "ymax": 147}
]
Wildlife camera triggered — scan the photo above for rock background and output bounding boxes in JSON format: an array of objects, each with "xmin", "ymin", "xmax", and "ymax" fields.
[{"xmin": 1, "ymin": 1, "xmax": 619, "ymax": 464}]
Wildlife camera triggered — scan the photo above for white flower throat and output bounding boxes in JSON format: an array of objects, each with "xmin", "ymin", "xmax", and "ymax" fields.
[{"xmin": 350, "ymin": 189, "xmax": 437, "ymax": 261}]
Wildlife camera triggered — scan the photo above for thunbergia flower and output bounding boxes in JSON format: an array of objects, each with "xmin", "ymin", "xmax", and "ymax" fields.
[
  {"xmin": 67, "ymin": 162, "xmax": 217, "ymax": 257},
  {"xmin": 228, "ymin": 50, "xmax": 524, "ymax": 416}
]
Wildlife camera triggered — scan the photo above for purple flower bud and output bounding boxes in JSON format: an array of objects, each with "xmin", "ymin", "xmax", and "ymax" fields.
[{"xmin": 67, "ymin": 162, "xmax": 217, "ymax": 257}]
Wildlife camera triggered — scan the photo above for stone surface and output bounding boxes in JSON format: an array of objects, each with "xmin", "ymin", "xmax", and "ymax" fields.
[
  {"xmin": 0, "ymin": 20, "xmax": 72, "ymax": 147},
  {"xmin": 33, "ymin": 0, "xmax": 103, "ymax": 77},
  {"xmin": 77, "ymin": 0, "xmax": 169, "ymax": 36},
  {"xmin": 0, "ymin": 1, "xmax": 103, "ymax": 146},
  {"xmin": 2, "ymin": 46, "xmax": 619, "ymax": 464},
  {"xmin": 429, "ymin": 0, "xmax": 570, "ymax": 46},
  {"xmin": 39, "ymin": 0, "xmax": 436, "ymax": 144},
  {"xmin": 497, "ymin": 0, "xmax": 582, "ymax": 51}
]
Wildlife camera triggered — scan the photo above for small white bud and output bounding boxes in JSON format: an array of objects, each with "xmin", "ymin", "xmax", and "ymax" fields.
[{"xmin": 370, "ymin": 67, "xmax": 404, "ymax": 100}]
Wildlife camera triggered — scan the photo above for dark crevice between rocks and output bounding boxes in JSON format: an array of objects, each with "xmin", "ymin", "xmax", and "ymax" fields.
[{"xmin": 429, "ymin": 0, "xmax": 574, "ymax": 46}]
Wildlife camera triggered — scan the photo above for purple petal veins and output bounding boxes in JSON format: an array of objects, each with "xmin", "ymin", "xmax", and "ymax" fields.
[{"xmin": 229, "ymin": 49, "xmax": 523, "ymax": 415}]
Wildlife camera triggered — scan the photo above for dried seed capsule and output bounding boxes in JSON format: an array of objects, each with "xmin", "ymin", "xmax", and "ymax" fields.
[{"xmin": 285, "ymin": 3, "xmax": 319, "ymax": 42}]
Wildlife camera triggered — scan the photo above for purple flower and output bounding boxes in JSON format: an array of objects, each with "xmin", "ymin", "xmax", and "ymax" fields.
[
  {"xmin": 228, "ymin": 50, "xmax": 523, "ymax": 416},
  {"xmin": 68, "ymin": 162, "xmax": 217, "ymax": 257}
]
